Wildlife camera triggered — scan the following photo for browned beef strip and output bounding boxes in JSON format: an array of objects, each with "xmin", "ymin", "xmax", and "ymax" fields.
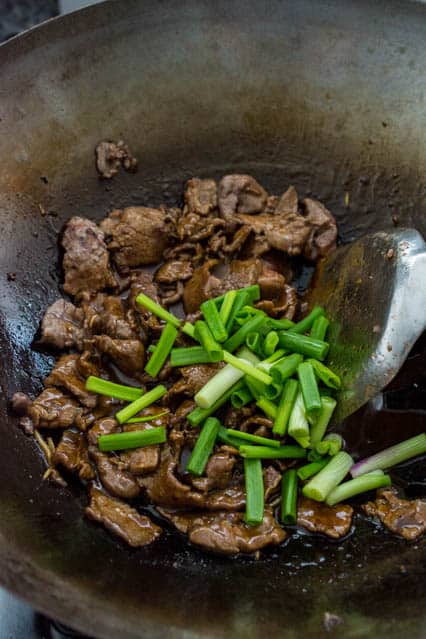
[
  {"xmin": 297, "ymin": 497, "xmax": 353, "ymax": 539},
  {"xmin": 179, "ymin": 363, "xmax": 224, "ymax": 394},
  {"xmin": 95, "ymin": 140, "xmax": 138, "ymax": 179},
  {"xmin": 100, "ymin": 207, "xmax": 169, "ymax": 270},
  {"xmin": 120, "ymin": 423, "xmax": 160, "ymax": 476},
  {"xmin": 302, "ymin": 197, "xmax": 337, "ymax": 261},
  {"xmin": 158, "ymin": 507, "xmax": 286, "ymax": 555},
  {"xmin": 184, "ymin": 178, "xmax": 218, "ymax": 216},
  {"xmin": 87, "ymin": 417, "xmax": 118, "ymax": 446},
  {"xmin": 263, "ymin": 466, "xmax": 282, "ymax": 500},
  {"xmin": 191, "ymin": 451, "xmax": 237, "ymax": 492},
  {"xmin": 94, "ymin": 336, "xmax": 145, "ymax": 376},
  {"xmin": 39, "ymin": 299, "xmax": 85, "ymax": 350},
  {"xmin": 86, "ymin": 487, "xmax": 161, "ymax": 547},
  {"xmin": 45, "ymin": 355, "xmax": 97, "ymax": 408},
  {"xmin": 62, "ymin": 217, "xmax": 116, "ymax": 297},
  {"xmin": 170, "ymin": 400, "xmax": 196, "ymax": 429},
  {"xmin": 218, "ymin": 174, "xmax": 268, "ymax": 224},
  {"xmin": 154, "ymin": 260, "xmax": 193, "ymax": 284},
  {"xmin": 182, "ymin": 259, "xmax": 221, "ymax": 313},
  {"xmin": 28, "ymin": 387, "xmax": 83, "ymax": 429},
  {"xmin": 53, "ymin": 430, "xmax": 95, "ymax": 480},
  {"xmin": 362, "ymin": 487, "xmax": 426, "ymax": 540},
  {"xmin": 89, "ymin": 447, "xmax": 140, "ymax": 499},
  {"xmin": 82, "ymin": 293, "xmax": 138, "ymax": 340}
]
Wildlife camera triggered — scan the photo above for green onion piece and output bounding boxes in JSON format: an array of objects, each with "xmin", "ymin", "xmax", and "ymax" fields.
[
  {"xmin": 326, "ymin": 472, "xmax": 392, "ymax": 506},
  {"xmin": 226, "ymin": 428, "xmax": 280, "ymax": 448},
  {"xmin": 239, "ymin": 285, "xmax": 261, "ymax": 305},
  {"xmin": 217, "ymin": 425, "xmax": 243, "ymax": 448},
  {"xmin": 230, "ymin": 385, "xmax": 253, "ymax": 408},
  {"xmin": 309, "ymin": 396, "xmax": 337, "ymax": 446},
  {"xmin": 240, "ymin": 445, "xmax": 307, "ymax": 459},
  {"xmin": 266, "ymin": 318, "xmax": 295, "ymax": 331},
  {"xmin": 223, "ymin": 351, "xmax": 272, "ymax": 384},
  {"xmin": 170, "ymin": 346, "xmax": 213, "ymax": 367},
  {"xmin": 256, "ymin": 398, "xmax": 278, "ymax": 420},
  {"xmin": 264, "ymin": 381, "xmax": 283, "ymax": 401},
  {"xmin": 136, "ymin": 293, "xmax": 181, "ymax": 328},
  {"xmin": 281, "ymin": 469, "xmax": 298, "ymax": 524},
  {"xmin": 307, "ymin": 359, "xmax": 341, "ymax": 390},
  {"xmin": 223, "ymin": 313, "xmax": 266, "ymax": 353},
  {"xmin": 350, "ymin": 433, "xmax": 426, "ymax": 478},
  {"xmin": 310, "ymin": 316, "xmax": 330, "ymax": 341},
  {"xmin": 186, "ymin": 417, "xmax": 220, "ymax": 476},
  {"xmin": 289, "ymin": 306, "xmax": 325, "ymax": 334},
  {"xmin": 263, "ymin": 330, "xmax": 279, "ymax": 356},
  {"xmin": 98, "ymin": 426, "xmax": 166, "ymax": 452},
  {"xmin": 307, "ymin": 448, "xmax": 325, "ymax": 462},
  {"xmin": 315, "ymin": 433, "xmax": 343, "ymax": 457},
  {"xmin": 194, "ymin": 321, "xmax": 223, "ymax": 362},
  {"xmin": 288, "ymin": 392, "xmax": 310, "ymax": 448},
  {"xmin": 125, "ymin": 410, "xmax": 169, "ymax": 423},
  {"xmin": 246, "ymin": 331, "xmax": 264, "ymax": 357},
  {"xmin": 188, "ymin": 380, "xmax": 246, "ymax": 426},
  {"xmin": 278, "ymin": 332, "xmax": 329, "ymax": 361},
  {"xmin": 200, "ymin": 299, "xmax": 228, "ymax": 343},
  {"xmin": 244, "ymin": 458, "xmax": 264, "ymax": 525},
  {"xmin": 297, "ymin": 361, "xmax": 322, "ymax": 419},
  {"xmin": 270, "ymin": 353, "xmax": 303, "ymax": 384},
  {"xmin": 144, "ymin": 323, "xmax": 178, "ymax": 377},
  {"xmin": 182, "ymin": 322, "xmax": 195, "ymax": 338},
  {"xmin": 273, "ymin": 378, "xmax": 299, "ymax": 436},
  {"xmin": 235, "ymin": 307, "xmax": 266, "ymax": 326},
  {"xmin": 115, "ymin": 385, "xmax": 167, "ymax": 425},
  {"xmin": 302, "ymin": 451, "xmax": 354, "ymax": 501},
  {"xmin": 147, "ymin": 345, "xmax": 156, "ymax": 354},
  {"xmin": 297, "ymin": 458, "xmax": 330, "ymax": 481},
  {"xmin": 244, "ymin": 376, "xmax": 267, "ymax": 400},
  {"xmin": 225, "ymin": 286, "xmax": 260, "ymax": 333},
  {"xmin": 219, "ymin": 290, "xmax": 237, "ymax": 326},
  {"xmin": 262, "ymin": 348, "xmax": 287, "ymax": 364},
  {"xmin": 85, "ymin": 376, "xmax": 143, "ymax": 402}
]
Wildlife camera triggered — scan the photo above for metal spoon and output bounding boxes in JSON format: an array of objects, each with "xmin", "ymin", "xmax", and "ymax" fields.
[{"xmin": 307, "ymin": 228, "xmax": 426, "ymax": 424}]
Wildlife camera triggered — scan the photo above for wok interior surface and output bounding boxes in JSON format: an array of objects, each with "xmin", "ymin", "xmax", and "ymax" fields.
[{"xmin": 0, "ymin": 0, "xmax": 426, "ymax": 637}]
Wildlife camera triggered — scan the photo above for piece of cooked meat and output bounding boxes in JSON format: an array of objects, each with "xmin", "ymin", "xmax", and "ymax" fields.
[
  {"xmin": 62, "ymin": 216, "xmax": 116, "ymax": 297},
  {"xmin": 302, "ymin": 197, "xmax": 338, "ymax": 261},
  {"xmin": 39, "ymin": 299, "xmax": 85, "ymax": 350},
  {"xmin": 158, "ymin": 507, "xmax": 286, "ymax": 555},
  {"xmin": 87, "ymin": 417, "xmax": 118, "ymax": 446},
  {"xmin": 28, "ymin": 387, "xmax": 83, "ymax": 429},
  {"xmin": 53, "ymin": 430, "xmax": 95, "ymax": 480},
  {"xmin": 297, "ymin": 497, "xmax": 353, "ymax": 539},
  {"xmin": 263, "ymin": 466, "xmax": 282, "ymax": 500},
  {"xmin": 120, "ymin": 423, "xmax": 161, "ymax": 476},
  {"xmin": 191, "ymin": 451, "xmax": 237, "ymax": 492},
  {"xmin": 45, "ymin": 354, "xmax": 97, "ymax": 408},
  {"xmin": 100, "ymin": 206, "xmax": 169, "ymax": 270},
  {"xmin": 362, "ymin": 487, "xmax": 426, "ymax": 541},
  {"xmin": 184, "ymin": 178, "xmax": 218, "ymax": 216},
  {"xmin": 95, "ymin": 140, "xmax": 138, "ymax": 179},
  {"xmin": 154, "ymin": 260, "xmax": 193, "ymax": 284},
  {"xmin": 89, "ymin": 447, "xmax": 140, "ymax": 499},
  {"xmin": 218, "ymin": 174, "xmax": 268, "ymax": 224},
  {"xmin": 94, "ymin": 336, "xmax": 145, "ymax": 376},
  {"xmin": 82, "ymin": 293, "xmax": 138, "ymax": 340},
  {"xmin": 86, "ymin": 487, "xmax": 161, "ymax": 547}
]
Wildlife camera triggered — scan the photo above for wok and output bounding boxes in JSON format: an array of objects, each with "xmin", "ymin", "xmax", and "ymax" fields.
[{"xmin": 0, "ymin": 1, "xmax": 425, "ymax": 637}]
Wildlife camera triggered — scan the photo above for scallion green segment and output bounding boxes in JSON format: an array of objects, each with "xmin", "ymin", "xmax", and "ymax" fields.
[
  {"xmin": 288, "ymin": 392, "xmax": 310, "ymax": 448},
  {"xmin": 270, "ymin": 353, "xmax": 303, "ymax": 384},
  {"xmin": 223, "ymin": 351, "xmax": 272, "ymax": 384},
  {"xmin": 297, "ymin": 458, "xmax": 330, "ymax": 481},
  {"xmin": 264, "ymin": 381, "xmax": 283, "ymax": 401},
  {"xmin": 125, "ymin": 410, "xmax": 169, "ymax": 424},
  {"xmin": 326, "ymin": 471, "xmax": 391, "ymax": 506},
  {"xmin": 225, "ymin": 286, "xmax": 260, "ymax": 333},
  {"xmin": 309, "ymin": 396, "xmax": 337, "ymax": 446},
  {"xmin": 256, "ymin": 398, "xmax": 278, "ymax": 420},
  {"xmin": 226, "ymin": 428, "xmax": 280, "ymax": 448},
  {"xmin": 218, "ymin": 290, "xmax": 237, "ymax": 326},
  {"xmin": 273, "ymin": 378, "xmax": 298, "ymax": 436},
  {"xmin": 302, "ymin": 451, "xmax": 354, "ymax": 501},
  {"xmin": 182, "ymin": 322, "xmax": 196, "ymax": 338},
  {"xmin": 186, "ymin": 417, "xmax": 220, "ymax": 476},
  {"xmin": 230, "ymin": 385, "xmax": 253, "ymax": 408},
  {"xmin": 115, "ymin": 385, "xmax": 167, "ymax": 424},
  {"xmin": 350, "ymin": 433, "xmax": 426, "ymax": 478},
  {"xmin": 289, "ymin": 306, "xmax": 324, "ymax": 335},
  {"xmin": 307, "ymin": 359, "xmax": 341, "ymax": 390},
  {"xmin": 144, "ymin": 322, "xmax": 178, "ymax": 377},
  {"xmin": 194, "ymin": 320, "xmax": 223, "ymax": 362},
  {"xmin": 244, "ymin": 458, "xmax": 264, "ymax": 525},
  {"xmin": 217, "ymin": 425, "xmax": 243, "ymax": 448},
  {"xmin": 297, "ymin": 361, "xmax": 322, "ymax": 418},
  {"xmin": 239, "ymin": 445, "xmax": 307, "ymax": 459},
  {"xmin": 246, "ymin": 331, "xmax": 264, "ymax": 357},
  {"xmin": 263, "ymin": 330, "xmax": 279, "ymax": 356},
  {"xmin": 187, "ymin": 380, "xmax": 246, "ymax": 426},
  {"xmin": 315, "ymin": 433, "xmax": 343, "ymax": 457},
  {"xmin": 310, "ymin": 315, "xmax": 330, "ymax": 341},
  {"xmin": 201, "ymin": 299, "xmax": 228, "ymax": 343},
  {"xmin": 278, "ymin": 332, "xmax": 329, "ymax": 361},
  {"xmin": 136, "ymin": 293, "xmax": 181, "ymax": 328},
  {"xmin": 281, "ymin": 469, "xmax": 298, "ymax": 524},
  {"xmin": 85, "ymin": 376, "xmax": 143, "ymax": 402},
  {"xmin": 223, "ymin": 313, "xmax": 266, "ymax": 353},
  {"xmin": 98, "ymin": 426, "xmax": 166, "ymax": 452},
  {"xmin": 170, "ymin": 346, "xmax": 213, "ymax": 367}
]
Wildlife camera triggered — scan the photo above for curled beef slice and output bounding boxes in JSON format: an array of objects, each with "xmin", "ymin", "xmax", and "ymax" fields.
[
  {"xmin": 159, "ymin": 507, "xmax": 286, "ymax": 555},
  {"xmin": 62, "ymin": 217, "xmax": 116, "ymax": 297},
  {"xmin": 263, "ymin": 466, "xmax": 282, "ymax": 500},
  {"xmin": 28, "ymin": 387, "xmax": 82, "ymax": 429},
  {"xmin": 86, "ymin": 487, "xmax": 161, "ymax": 547},
  {"xmin": 100, "ymin": 206, "xmax": 169, "ymax": 270},
  {"xmin": 89, "ymin": 447, "xmax": 140, "ymax": 499},
  {"xmin": 87, "ymin": 417, "xmax": 118, "ymax": 446},
  {"xmin": 302, "ymin": 198, "xmax": 337, "ymax": 261},
  {"xmin": 39, "ymin": 299, "xmax": 84, "ymax": 350},
  {"xmin": 45, "ymin": 355, "xmax": 97, "ymax": 408},
  {"xmin": 120, "ymin": 423, "xmax": 160, "ymax": 476},
  {"xmin": 95, "ymin": 140, "xmax": 137, "ymax": 179},
  {"xmin": 191, "ymin": 452, "xmax": 237, "ymax": 492},
  {"xmin": 182, "ymin": 259, "xmax": 220, "ymax": 313},
  {"xmin": 184, "ymin": 178, "xmax": 218, "ymax": 216},
  {"xmin": 83, "ymin": 293, "xmax": 138, "ymax": 340},
  {"xmin": 94, "ymin": 336, "xmax": 145, "ymax": 376},
  {"xmin": 218, "ymin": 175, "xmax": 268, "ymax": 223},
  {"xmin": 362, "ymin": 487, "xmax": 426, "ymax": 541},
  {"xmin": 53, "ymin": 430, "xmax": 95, "ymax": 480},
  {"xmin": 154, "ymin": 260, "xmax": 193, "ymax": 284},
  {"xmin": 297, "ymin": 497, "xmax": 353, "ymax": 539}
]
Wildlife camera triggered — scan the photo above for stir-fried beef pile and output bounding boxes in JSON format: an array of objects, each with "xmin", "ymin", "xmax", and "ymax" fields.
[{"xmin": 12, "ymin": 174, "xmax": 423, "ymax": 555}]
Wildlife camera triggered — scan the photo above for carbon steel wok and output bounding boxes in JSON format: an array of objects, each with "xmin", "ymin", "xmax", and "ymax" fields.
[{"xmin": 0, "ymin": 1, "xmax": 425, "ymax": 637}]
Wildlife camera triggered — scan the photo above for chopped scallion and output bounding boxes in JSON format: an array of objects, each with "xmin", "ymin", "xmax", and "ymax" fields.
[
  {"xmin": 200, "ymin": 299, "xmax": 228, "ymax": 343},
  {"xmin": 115, "ymin": 385, "xmax": 167, "ymax": 424},
  {"xmin": 288, "ymin": 391, "xmax": 310, "ymax": 448},
  {"xmin": 136, "ymin": 293, "xmax": 181, "ymax": 328},
  {"xmin": 309, "ymin": 396, "xmax": 337, "ymax": 446},
  {"xmin": 85, "ymin": 376, "xmax": 143, "ymax": 402},
  {"xmin": 186, "ymin": 417, "xmax": 220, "ymax": 476},
  {"xmin": 289, "ymin": 306, "xmax": 324, "ymax": 334},
  {"xmin": 350, "ymin": 433, "xmax": 426, "ymax": 478},
  {"xmin": 326, "ymin": 471, "xmax": 391, "ymax": 506},
  {"xmin": 310, "ymin": 315, "xmax": 330, "ymax": 341},
  {"xmin": 273, "ymin": 378, "xmax": 298, "ymax": 437},
  {"xmin": 194, "ymin": 320, "xmax": 223, "ymax": 361},
  {"xmin": 144, "ymin": 322, "xmax": 178, "ymax": 377},
  {"xmin": 297, "ymin": 361, "xmax": 322, "ymax": 418},
  {"xmin": 281, "ymin": 469, "xmax": 298, "ymax": 524},
  {"xmin": 297, "ymin": 458, "xmax": 330, "ymax": 481},
  {"xmin": 244, "ymin": 458, "xmax": 264, "ymax": 525},
  {"xmin": 302, "ymin": 451, "xmax": 353, "ymax": 501},
  {"xmin": 225, "ymin": 429, "xmax": 280, "ymax": 448},
  {"xmin": 170, "ymin": 346, "xmax": 213, "ymax": 367},
  {"xmin": 278, "ymin": 332, "xmax": 329, "ymax": 361},
  {"xmin": 98, "ymin": 426, "xmax": 166, "ymax": 452},
  {"xmin": 239, "ymin": 445, "xmax": 307, "ymax": 459}
]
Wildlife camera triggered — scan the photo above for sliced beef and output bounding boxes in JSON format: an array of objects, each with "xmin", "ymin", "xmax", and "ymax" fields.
[
  {"xmin": 170, "ymin": 400, "xmax": 196, "ymax": 430},
  {"xmin": 100, "ymin": 207, "xmax": 169, "ymax": 270},
  {"xmin": 182, "ymin": 259, "xmax": 221, "ymax": 313},
  {"xmin": 120, "ymin": 423, "xmax": 161, "ymax": 476},
  {"xmin": 218, "ymin": 175, "xmax": 268, "ymax": 224},
  {"xmin": 28, "ymin": 387, "xmax": 82, "ymax": 429},
  {"xmin": 62, "ymin": 217, "xmax": 116, "ymax": 297},
  {"xmin": 297, "ymin": 497, "xmax": 353, "ymax": 539},
  {"xmin": 45, "ymin": 355, "xmax": 97, "ymax": 408},
  {"xmin": 82, "ymin": 293, "xmax": 138, "ymax": 340},
  {"xmin": 86, "ymin": 487, "xmax": 161, "ymax": 547},
  {"xmin": 184, "ymin": 178, "xmax": 218, "ymax": 216},
  {"xmin": 191, "ymin": 451, "xmax": 237, "ymax": 492},
  {"xmin": 263, "ymin": 466, "xmax": 282, "ymax": 500},
  {"xmin": 362, "ymin": 487, "xmax": 426, "ymax": 541},
  {"xmin": 89, "ymin": 447, "xmax": 140, "ymax": 499},
  {"xmin": 95, "ymin": 140, "xmax": 138, "ymax": 179},
  {"xmin": 39, "ymin": 299, "xmax": 85, "ymax": 350},
  {"xmin": 180, "ymin": 363, "xmax": 223, "ymax": 394},
  {"xmin": 87, "ymin": 417, "xmax": 118, "ymax": 446},
  {"xmin": 53, "ymin": 430, "xmax": 95, "ymax": 480},
  {"xmin": 154, "ymin": 260, "xmax": 193, "ymax": 284},
  {"xmin": 129, "ymin": 271, "xmax": 160, "ymax": 308},
  {"xmin": 94, "ymin": 336, "xmax": 145, "ymax": 376},
  {"xmin": 159, "ymin": 507, "xmax": 286, "ymax": 555},
  {"xmin": 302, "ymin": 198, "xmax": 337, "ymax": 261}
]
